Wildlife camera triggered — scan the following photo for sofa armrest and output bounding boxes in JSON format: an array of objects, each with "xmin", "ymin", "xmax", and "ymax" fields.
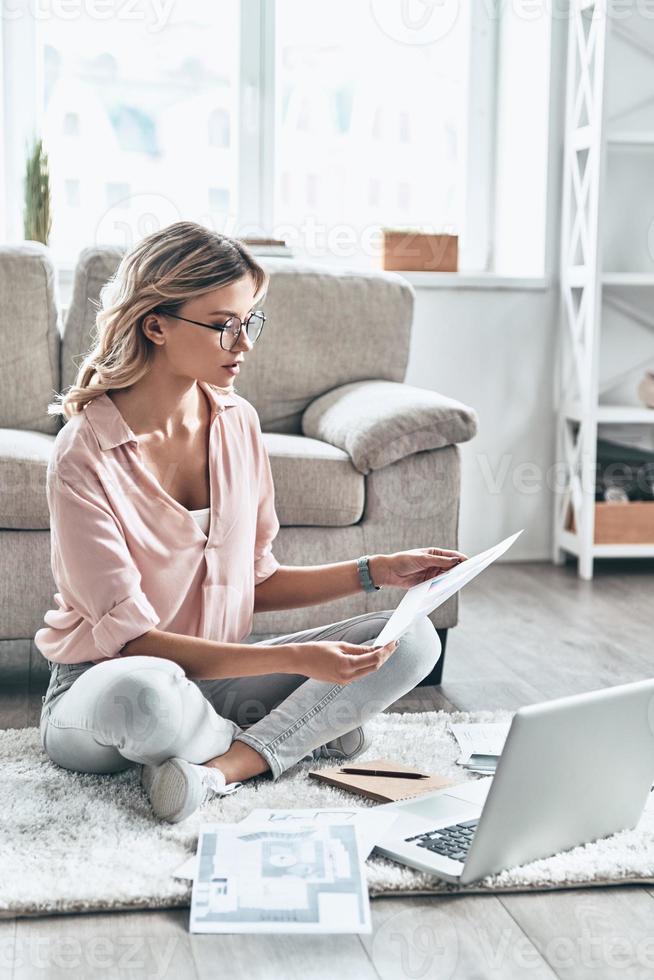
[{"xmin": 301, "ymin": 380, "xmax": 478, "ymax": 475}]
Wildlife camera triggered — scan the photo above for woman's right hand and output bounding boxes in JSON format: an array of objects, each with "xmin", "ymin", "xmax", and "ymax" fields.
[{"xmin": 287, "ymin": 638, "xmax": 400, "ymax": 685}]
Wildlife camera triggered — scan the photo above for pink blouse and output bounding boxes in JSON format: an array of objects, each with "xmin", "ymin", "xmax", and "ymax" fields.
[{"xmin": 34, "ymin": 381, "xmax": 281, "ymax": 664}]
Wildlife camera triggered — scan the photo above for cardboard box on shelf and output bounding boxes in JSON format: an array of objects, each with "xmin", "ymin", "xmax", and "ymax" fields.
[{"xmin": 382, "ymin": 229, "xmax": 458, "ymax": 272}]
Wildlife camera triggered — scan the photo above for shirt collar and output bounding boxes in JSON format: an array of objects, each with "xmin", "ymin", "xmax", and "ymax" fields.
[{"xmin": 85, "ymin": 381, "xmax": 239, "ymax": 451}]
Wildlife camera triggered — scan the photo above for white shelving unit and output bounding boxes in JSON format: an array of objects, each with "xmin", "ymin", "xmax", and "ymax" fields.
[{"xmin": 554, "ymin": 0, "xmax": 654, "ymax": 579}]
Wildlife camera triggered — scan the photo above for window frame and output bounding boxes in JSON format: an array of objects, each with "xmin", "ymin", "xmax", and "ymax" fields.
[
  {"xmin": 1, "ymin": 0, "xmax": 499, "ymax": 274},
  {"xmin": 463, "ymin": 0, "xmax": 500, "ymax": 271}
]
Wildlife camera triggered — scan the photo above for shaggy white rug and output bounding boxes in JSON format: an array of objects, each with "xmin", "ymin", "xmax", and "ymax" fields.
[{"xmin": 2, "ymin": 710, "xmax": 654, "ymax": 919}]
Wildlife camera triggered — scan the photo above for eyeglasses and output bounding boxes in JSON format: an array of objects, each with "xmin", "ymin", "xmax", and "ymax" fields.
[{"xmin": 158, "ymin": 309, "xmax": 266, "ymax": 351}]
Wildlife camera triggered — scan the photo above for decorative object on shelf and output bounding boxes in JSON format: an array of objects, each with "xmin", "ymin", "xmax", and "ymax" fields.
[
  {"xmin": 595, "ymin": 439, "xmax": 654, "ymax": 503},
  {"xmin": 603, "ymin": 486, "xmax": 630, "ymax": 503},
  {"xmin": 382, "ymin": 228, "xmax": 458, "ymax": 272},
  {"xmin": 636, "ymin": 370, "xmax": 654, "ymax": 409},
  {"xmin": 23, "ymin": 137, "xmax": 52, "ymax": 246}
]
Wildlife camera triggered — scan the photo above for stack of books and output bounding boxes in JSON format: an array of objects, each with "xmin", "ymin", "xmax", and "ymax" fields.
[{"xmin": 240, "ymin": 237, "xmax": 293, "ymax": 257}]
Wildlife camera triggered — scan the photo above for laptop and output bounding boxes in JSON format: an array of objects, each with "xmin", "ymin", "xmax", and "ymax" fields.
[{"xmin": 374, "ymin": 678, "xmax": 654, "ymax": 884}]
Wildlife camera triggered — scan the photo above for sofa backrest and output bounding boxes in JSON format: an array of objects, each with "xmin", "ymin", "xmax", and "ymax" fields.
[
  {"xmin": 236, "ymin": 260, "xmax": 414, "ymax": 432},
  {"xmin": 0, "ymin": 242, "xmax": 61, "ymax": 435},
  {"xmin": 62, "ymin": 247, "xmax": 415, "ymax": 433}
]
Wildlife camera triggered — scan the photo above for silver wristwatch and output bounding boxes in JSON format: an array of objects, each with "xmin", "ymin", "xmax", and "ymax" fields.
[{"xmin": 356, "ymin": 554, "xmax": 381, "ymax": 592}]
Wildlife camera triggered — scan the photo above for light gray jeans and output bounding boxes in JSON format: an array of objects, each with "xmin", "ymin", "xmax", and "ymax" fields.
[{"xmin": 39, "ymin": 609, "xmax": 441, "ymax": 780}]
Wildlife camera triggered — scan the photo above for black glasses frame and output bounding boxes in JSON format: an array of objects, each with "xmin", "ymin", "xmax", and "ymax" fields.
[{"xmin": 158, "ymin": 309, "xmax": 266, "ymax": 351}]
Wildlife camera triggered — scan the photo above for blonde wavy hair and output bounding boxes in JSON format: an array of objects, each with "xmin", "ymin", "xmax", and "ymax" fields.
[{"xmin": 48, "ymin": 221, "xmax": 269, "ymax": 421}]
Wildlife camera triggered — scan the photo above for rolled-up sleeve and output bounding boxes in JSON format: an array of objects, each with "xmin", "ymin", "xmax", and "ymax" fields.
[
  {"xmin": 253, "ymin": 438, "xmax": 281, "ymax": 586},
  {"xmin": 47, "ymin": 469, "xmax": 161, "ymax": 659}
]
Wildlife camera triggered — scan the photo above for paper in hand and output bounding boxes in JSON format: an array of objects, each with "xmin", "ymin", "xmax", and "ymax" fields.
[{"xmin": 373, "ymin": 530, "xmax": 523, "ymax": 646}]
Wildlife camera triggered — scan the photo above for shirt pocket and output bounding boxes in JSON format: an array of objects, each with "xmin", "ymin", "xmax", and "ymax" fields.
[{"xmin": 200, "ymin": 583, "xmax": 252, "ymax": 644}]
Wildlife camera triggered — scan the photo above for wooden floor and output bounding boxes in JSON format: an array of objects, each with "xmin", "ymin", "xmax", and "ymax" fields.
[{"xmin": 2, "ymin": 558, "xmax": 654, "ymax": 979}]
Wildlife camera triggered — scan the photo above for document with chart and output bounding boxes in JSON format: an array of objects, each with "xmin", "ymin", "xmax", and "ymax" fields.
[
  {"xmin": 189, "ymin": 819, "xmax": 371, "ymax": 934},
  {"xmin": 373, "ymin": 530, "xmax": 524, "ymax": 646},
  {"xmin": 239, "ymin": 807, "xmax": 399, "ymax": 860}
]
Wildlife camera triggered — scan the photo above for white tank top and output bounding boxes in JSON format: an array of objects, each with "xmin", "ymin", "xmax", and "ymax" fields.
[{"xmin": 188, "ymin": 506, "xmax": 210, "ymax": 535}]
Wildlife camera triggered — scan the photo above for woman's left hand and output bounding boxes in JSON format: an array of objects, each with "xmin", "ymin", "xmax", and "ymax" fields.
[{"xmin": 368, "ymin": 547, "xmax": 468, "ymax": 590}]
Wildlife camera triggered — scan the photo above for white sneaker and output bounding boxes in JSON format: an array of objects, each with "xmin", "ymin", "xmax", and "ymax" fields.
[
  {"xmin": 303, "ymin": 725, "xmax": 371, "ymax": 763},
  {"xmin": 141, "ymin": 757, "xmax": 241, "ymax": 824}
]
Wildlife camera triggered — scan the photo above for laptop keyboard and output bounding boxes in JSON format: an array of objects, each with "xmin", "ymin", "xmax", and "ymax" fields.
[{"xmin": 404, "ymin": 819, "xmax": 479, "ymax": 862}]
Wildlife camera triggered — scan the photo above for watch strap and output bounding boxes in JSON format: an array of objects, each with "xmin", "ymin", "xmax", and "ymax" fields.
[{"xmin": 357, "ymin": 555, "xmax": 381, "ymax": 592}]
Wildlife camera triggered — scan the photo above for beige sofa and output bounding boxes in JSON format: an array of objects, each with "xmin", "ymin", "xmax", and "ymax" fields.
[{"xmin": 0, "ymin": 243, "xmax": 478, "ymax": 685}]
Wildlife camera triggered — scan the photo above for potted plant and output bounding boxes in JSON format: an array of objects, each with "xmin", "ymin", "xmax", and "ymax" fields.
[{"xmin": 23, "ymin": 137, "xmax": 52, "ymax": 245}]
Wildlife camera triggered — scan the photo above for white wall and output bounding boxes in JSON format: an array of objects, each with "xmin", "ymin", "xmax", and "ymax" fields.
[{"xmin": 406, "ymin": 284, "xmax": 558, "ymax": 561}]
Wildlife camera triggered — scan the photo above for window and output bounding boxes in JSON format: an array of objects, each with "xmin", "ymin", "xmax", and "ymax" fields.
[
  {"xmin": 3, "ymin": 1, "xmax": 500, "ymax": 274},
  {"xmin": 208, "ymin": 108, "xmax": 230, "ymax": 148},
  {"xmin": 399, "ymin": 110, "xmax": 410, "ymax": 144},
  {"xmin": 273, "ymin": 0, "xmax": 472, "ymax": 266},
  {"xmin": 372, "ymin": 107, "xmax": 383, "ymax": 141},
  {"xmin": 281, "ymin": 171, "xmax": 291, "ymax": 206},
  {"xmin": 397, "ymin": 182, "xmax": 411, "ymax": 212},
  {"xmin": 62, "ymin": 112, "xmax": 79, "ymax": 137},
  {"xmin": 64, "ymin": 179, "xmax": 80, "ymax": 208},
  {"xmin": 106, "ymin": 183, "xmax": 131, "ymax": 208},
  {"xmin": 305, "ymin": 174, "xmax": 318, "ymax": 208},
  {"xmin": 37, "ymin": 0, "xmax": 239, "ymax": 266},
  {"xmin": 208, "ymin": 188, "xmax": 230, "ymax": 213}
]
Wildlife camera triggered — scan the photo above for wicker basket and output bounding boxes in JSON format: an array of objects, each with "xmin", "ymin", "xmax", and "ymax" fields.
[{"xmin": 566, "ymin": 501, "xmax": 654, "ymax": 544}]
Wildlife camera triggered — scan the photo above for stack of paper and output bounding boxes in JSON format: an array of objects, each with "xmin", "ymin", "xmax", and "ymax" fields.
[{"xmin": 450, "ymin": 722, "xmax": 512, "ymax": 774}]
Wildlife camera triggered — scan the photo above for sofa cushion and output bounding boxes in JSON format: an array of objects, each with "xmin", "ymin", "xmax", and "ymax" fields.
[
  {"xmin": 0, "ymin": 428, "xmax": 55, "ymax": 529},
  {"xmin": 262, "ymin": 433, "xmax": 364, "ymax": 527},
  {"xmin": 302, "ymin": 380, "xmax": 478, "ymax": 474},
  {"xmin": 0, "ymin": 243, "xmax": 61, "ymax": 435}
]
